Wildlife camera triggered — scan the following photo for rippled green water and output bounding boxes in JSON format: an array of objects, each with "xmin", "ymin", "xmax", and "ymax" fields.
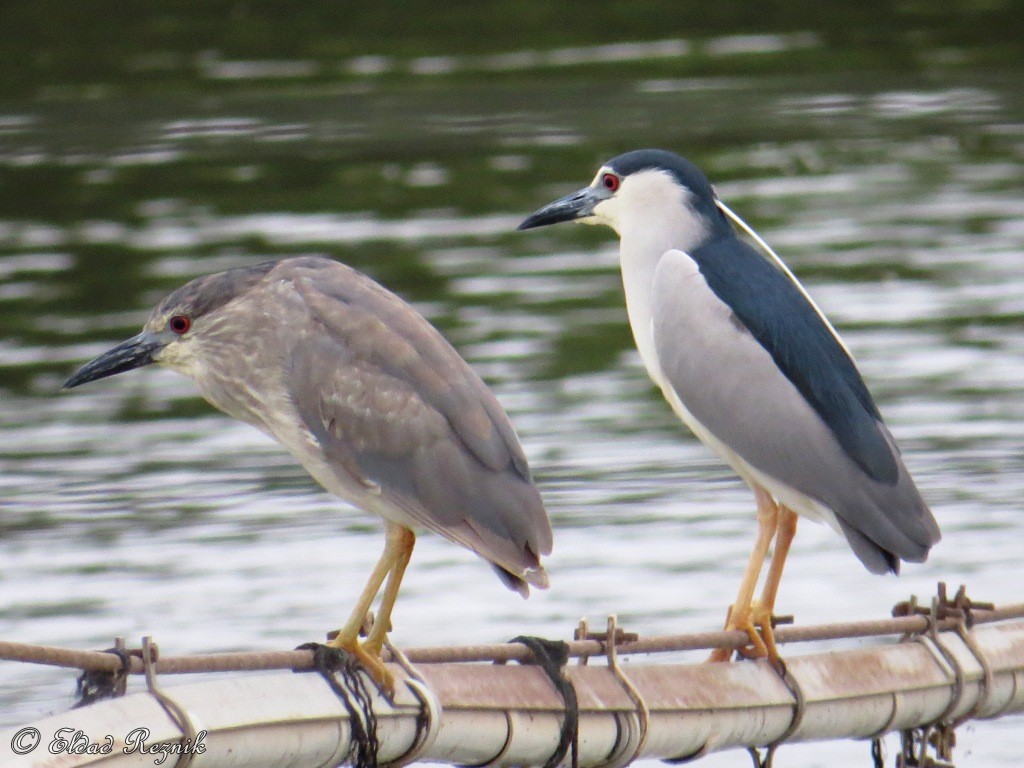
[{"xmin": 2, "ymin": 11, "xmax": 1024, "ymax": 765}]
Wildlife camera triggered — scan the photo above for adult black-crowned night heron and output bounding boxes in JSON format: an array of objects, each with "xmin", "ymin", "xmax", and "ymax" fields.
[
  {"xmin": 519, "ymin": 149, "xmax": 940, "ymax": 662},
  {"xmin": 64, "ymin": 255, "xmax": 552, "ymax": 691}
]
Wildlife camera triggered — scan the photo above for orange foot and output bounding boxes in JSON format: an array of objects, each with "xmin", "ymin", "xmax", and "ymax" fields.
[
  {"xmin": 737, "ymin": 600, "xmax": 785, "ymax": 668},
  {"xmin": 708, "ymin": 602, "xmax": 775, "ymax": 663}
]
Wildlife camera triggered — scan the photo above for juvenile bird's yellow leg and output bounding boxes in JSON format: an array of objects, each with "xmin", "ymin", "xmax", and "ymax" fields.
[
  {"xmin": 363, "ymin": 526, "xmax": 415, "ymax": 656},
  {"xmin": 328, "ymin": 521, "xmax": 414, "ymax": 694},
  {"xmin": 709, "ymin": 486, "xmax": 779, "ymax": 662},
  {"xmin": 745, "ymin": 506, "xmax": 798, "ymax": 663}
]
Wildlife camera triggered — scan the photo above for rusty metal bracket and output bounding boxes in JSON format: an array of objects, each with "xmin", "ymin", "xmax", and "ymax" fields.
[
  {"xmin": 894, "ymin": 593, "xmax": 957, "ymax": 768},
  {"xmin": 896, "ymin": 724, "xmax": 957, "ymax": 768},
  {"xmin": 574, "ymin": 618, "xmax": 592, "ymax": 666},
  {"xmin": 889, "ymin": 583, "xmax": 996, "ymax": 768},
  {"xmin": 573, "ymin": 616, "xmax": 640, "ymax": 649},
  {"xmin": 141, "ymin": 637, "xmax": 202, "ymax": 768},
  {"xmin": 587, "ymin": 615, "xmax": 649, "ymax": 768},
  {"xmin": 892, "ymin": 583, "xmax": 995, "ymax": 630}
]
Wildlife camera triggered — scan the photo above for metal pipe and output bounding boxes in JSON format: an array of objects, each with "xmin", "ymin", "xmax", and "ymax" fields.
[{"xmin": 3, "ymin": 618, "xmax": 1022, "ymax": 767}]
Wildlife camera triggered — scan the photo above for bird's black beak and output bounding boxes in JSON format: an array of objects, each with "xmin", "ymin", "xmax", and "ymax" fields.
[
  {"xmin": 63, "ymin": 331, "xmax": 163, "ymax": 389},
  {"xmin": 518, "ymin": 185, "xmax": 606, "ymax": 230}
]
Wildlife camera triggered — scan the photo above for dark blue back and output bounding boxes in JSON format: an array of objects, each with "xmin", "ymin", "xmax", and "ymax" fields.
[{"xmin": 689, "ymin": 235, "xmax": 899, "ymax": 485}]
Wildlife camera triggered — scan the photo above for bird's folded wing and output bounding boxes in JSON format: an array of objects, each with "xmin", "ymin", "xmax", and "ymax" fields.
[
  {"xmin": 281, "ymin": 260, "xmax": 552, "ymax": 585},
  {"xmin": 681, "ymin": 238, "xmax": 900, "ymax": 484},
  {"xmin": 651, "ymin": 248, "xmax": 938, "ymax": 570}
]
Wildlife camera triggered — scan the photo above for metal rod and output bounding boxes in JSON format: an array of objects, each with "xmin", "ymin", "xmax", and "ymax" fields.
[{"xmin": 3, "ymin": 603, "xmax": 1023, "ymax": 675}]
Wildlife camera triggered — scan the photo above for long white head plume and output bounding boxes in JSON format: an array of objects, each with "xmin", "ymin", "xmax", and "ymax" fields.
[{"xmin": 714, "ymin": 198, "xmax": 853, "ymax": 358}]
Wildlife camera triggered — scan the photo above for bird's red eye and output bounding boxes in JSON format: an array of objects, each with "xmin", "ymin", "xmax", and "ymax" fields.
[
  {"xmin": 168, "ymin": 315, "xmax": 191, "ymax": 335},
  {"xmin": 601, "ymin": 173, "xmax": 620, "ymax": 192}
]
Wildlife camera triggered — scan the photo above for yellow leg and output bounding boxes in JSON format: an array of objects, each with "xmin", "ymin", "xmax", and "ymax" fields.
[
  {"xmin": 747, "ymin": 506, "xmax": 798, "ymax": 662},
  {"xmin": 327, "ymin": 521, "xmax": 415, "ymax": 696},
  {"xmin": 709, "ymin": 485, "xmax": 779, "ymax": 662},
  {"xmin": 364, "ymin": 526, "xmax": 415, "ymax": 654}
]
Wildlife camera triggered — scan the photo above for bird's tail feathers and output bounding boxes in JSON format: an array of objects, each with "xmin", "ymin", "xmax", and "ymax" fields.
[{"xmin": 492, "ymin": 562, "xmax": 550, "ymax": 598}]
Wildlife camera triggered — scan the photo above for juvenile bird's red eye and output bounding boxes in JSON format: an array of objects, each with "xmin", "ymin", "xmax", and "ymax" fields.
[
  {"xmin": 601, "ymin": 173, "xmax": 620, "ymax": 192},
  {"xmin": 168, "ymin": 315, "xmax": 191, "ymax": 335}
]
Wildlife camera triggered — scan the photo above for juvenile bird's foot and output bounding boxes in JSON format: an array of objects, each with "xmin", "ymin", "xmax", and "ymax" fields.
[{"xmin": 326, "ymin": 634, "xmax": 396, "ymax": 699}]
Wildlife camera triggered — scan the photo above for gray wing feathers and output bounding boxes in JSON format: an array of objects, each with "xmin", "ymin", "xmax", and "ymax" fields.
[
  {"xmin": 298, "ymin": 261, "xmax": 529, "ymax": 476},
  {"xmin": 651, "ymin": 251, "xmax": 939, "ymax": 572},
  {"xmin": 279, "ymin": 259, "xmax": 551, "ymax": 591}
]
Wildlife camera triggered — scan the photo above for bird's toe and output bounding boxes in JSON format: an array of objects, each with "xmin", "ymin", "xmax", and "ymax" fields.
[
  {"xmin": 326, "ymin": 635, "xmax": 396, "ymax": 699},
  {"xmin": 708, "ymin": 602, "xmax": 774, "ymax": 663}
]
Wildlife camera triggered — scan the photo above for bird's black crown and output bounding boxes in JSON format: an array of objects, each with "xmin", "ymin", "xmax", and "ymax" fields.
[{"xmin": 606, "ymin": 149, "xmax": 716, "ymax": 202}]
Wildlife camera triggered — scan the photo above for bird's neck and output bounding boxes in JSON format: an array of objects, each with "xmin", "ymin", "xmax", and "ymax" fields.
[{"xmin": 617, "ymin": 210, "xmax": 710, "ymax": 379}]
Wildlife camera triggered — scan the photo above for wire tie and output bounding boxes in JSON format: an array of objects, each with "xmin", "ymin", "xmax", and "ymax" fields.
[
  {"xmin": 381, "ymin": 639, "xmax": 442, "ymax": 768},
  {"xmin": 928, "ymin": 596, "xmax": 967, "ymax": 725},
  {"xmin": 867, "ymin": 687, "xmax": 902, "ymax": 741},
  {"xmin": 574, "ymin": 618, "xmax": 591, "ymax": 666},
  {"xmin": 74, "ymin": 637, "xmax": 132, "ymax": 707},
  {"xmin": 753, "ymin": 657, "xmax": 807, "ymax": 768},
  {"xmin": 950, "ymin": 606, "xmax": 994, "ymax": 727},
  {"xmin": 456, "ymin": 711, "xmax": 515, "ymax": 768},
  {"xmin": 507, "ymin": 635, "xmax": 578, "ymax": 768},
  {"xmin": 593, "ymin": 615, "xmax": 649, "ymax": 768},
  {"xmin": 457, "ymin": 632, "xmax": 521, "ymax": 768},
  {"xmin": 141, "ymin": 637, "xmax": 201, "ymax": 768}
]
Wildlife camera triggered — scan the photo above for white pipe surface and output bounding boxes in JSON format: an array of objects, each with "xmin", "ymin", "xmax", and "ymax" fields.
[{"xmin": 2, "ymin": 620, "xmax": 1022, "ymax": 767}]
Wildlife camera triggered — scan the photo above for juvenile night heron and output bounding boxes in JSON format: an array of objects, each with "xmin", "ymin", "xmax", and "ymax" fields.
[
  {"xmin": 519, "ymin": 149, "xmax": 940, "ymax": 662},
  {"xmin": 64, "ymin": 255, "xmax": 552, "ymax": 691}
]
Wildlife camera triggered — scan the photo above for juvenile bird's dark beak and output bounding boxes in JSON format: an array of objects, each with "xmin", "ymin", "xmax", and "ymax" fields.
[
  {"xmin": 63, "ymin": 331, "xmax": 163, "ymax": 389},
  {"xmin": 518, "ymin": 186, "xmax": 605, "ymax": 230}
]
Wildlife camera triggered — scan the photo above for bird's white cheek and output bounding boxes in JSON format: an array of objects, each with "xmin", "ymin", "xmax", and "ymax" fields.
[
  {"xmin": 590, "ymin": 196, "xmax": 622, "ymax": 234},
  {"xmin": 153, "ymin": 339, "xmax": 200, "ymax": 378}
]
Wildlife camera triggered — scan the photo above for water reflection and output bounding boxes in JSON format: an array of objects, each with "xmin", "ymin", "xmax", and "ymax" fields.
[{"xmin": 1, "ymin": 40, "xmax": 1024, "ymax": 767}]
